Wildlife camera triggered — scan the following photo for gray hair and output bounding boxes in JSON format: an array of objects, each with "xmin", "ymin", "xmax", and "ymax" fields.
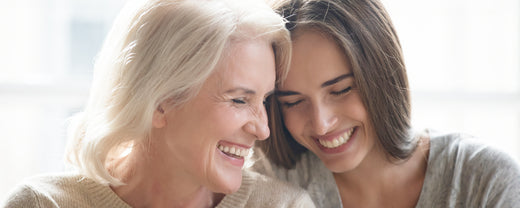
[{"xmin": 66, "ymin": 0, "xmax": 291, "ymax": 185}]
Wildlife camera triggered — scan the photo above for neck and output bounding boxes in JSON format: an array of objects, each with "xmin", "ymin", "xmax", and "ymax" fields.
[
  {"xmin": 333, "ymin": 138, "xmax": 429, "ymax": 207},
  {"xmin": 108, "ymin": 143, "xmax": 224, "ymax": 208}
]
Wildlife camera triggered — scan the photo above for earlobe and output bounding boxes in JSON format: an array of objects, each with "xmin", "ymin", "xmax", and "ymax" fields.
[{"xmin": 152, "ymin": 105, "xmax": 167, "ymax": 128}]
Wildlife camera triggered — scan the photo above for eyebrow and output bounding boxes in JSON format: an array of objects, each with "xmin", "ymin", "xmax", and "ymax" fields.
[
  {"xmin": 276, "ymin": 73, "xmax": 353, "ymax": 97},
  {"xmin": 225, "ymin": 87, "xmax": 275, "ymax": 97},
  {"xmin": 225, "ymin": 87, "xmax": 256, "ymax": 95},
  {"xmin": 321, "ymin": 73, "xmax": 353, "ymax": 88},
  {"xmin": 275, "ymin": 90, "xmax": 300, "ymax": 97}
]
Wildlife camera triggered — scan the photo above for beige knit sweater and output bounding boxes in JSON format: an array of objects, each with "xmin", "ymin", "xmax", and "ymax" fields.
[{"xmin": 2, "ymin": 170, "xmax": 315, "ymax": 208}]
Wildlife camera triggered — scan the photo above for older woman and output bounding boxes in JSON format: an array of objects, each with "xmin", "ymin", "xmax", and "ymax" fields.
[
  {"xmin": 254, "ymin": 0, "xmax": 520, "ymax": 207},
  {"xmin": 2, "ymin": 0, "xmax": 315, "ymax": 207}
]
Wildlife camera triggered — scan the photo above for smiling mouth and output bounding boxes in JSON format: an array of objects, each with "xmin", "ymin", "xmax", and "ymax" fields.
[
  {"xmin": 317, "ymin": 127, "xmax": 355, "ymax": 148},
  {"xmin": 218, "ymin": 144, "xmax": 250, "ymax": 158}
]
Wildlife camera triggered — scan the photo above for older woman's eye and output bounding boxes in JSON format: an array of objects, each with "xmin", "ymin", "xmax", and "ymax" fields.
[
  {"xmin": 231, "ymin": 98, "xmax": 246, "ymax": 104},
  {"xmin": 331, "ymin": 86, "xmax": 352, "ymax": 96}
]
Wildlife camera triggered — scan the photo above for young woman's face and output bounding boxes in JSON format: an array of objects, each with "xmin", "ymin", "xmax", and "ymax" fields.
[
  {"xmin": 153, "ymin": 39, "xmax": 275, "ymax": 194},
  {"xmin": 277, "ymin": 31, "xmax": 378, "ymax": 173}
]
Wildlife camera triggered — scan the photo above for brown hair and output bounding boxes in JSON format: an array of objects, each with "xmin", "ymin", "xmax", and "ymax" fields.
[{"xmin": 258, "ymin": 0, "xmax": 415, "ymax": 169}]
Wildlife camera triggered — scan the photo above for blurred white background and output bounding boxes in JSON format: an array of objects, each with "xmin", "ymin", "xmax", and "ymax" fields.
[{"xmin": 0, "ymin": 0, "xmax": 518, "ymax": 200}]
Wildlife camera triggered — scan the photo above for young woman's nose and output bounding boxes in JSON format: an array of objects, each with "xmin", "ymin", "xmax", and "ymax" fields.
[{"xmin": 310, "ymin": 102, "xmax": 338, "ymax": 135}]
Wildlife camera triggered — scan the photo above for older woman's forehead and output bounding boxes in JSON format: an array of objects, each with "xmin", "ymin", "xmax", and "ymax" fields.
[{"xmin": 202, "ymin": 39, "xmax": 276, "ymax": 93}]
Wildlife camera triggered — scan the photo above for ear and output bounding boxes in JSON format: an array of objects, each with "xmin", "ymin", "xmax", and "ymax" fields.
[{"xmin": 152, "ymin": 104, "xmax": 167, "ymax": 128}]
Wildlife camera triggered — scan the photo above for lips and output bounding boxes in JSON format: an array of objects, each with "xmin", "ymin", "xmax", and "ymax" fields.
[
  {"xmin": 312, "ymin": 127, "xmax": 358, "ymax": 154},
  {"xmin": 317, "ymin": 128, "xmax": 355, "ymax": 148},
  {"xmin": 216, "ymin": 141, "xmax": 252, "ymax": 167}
]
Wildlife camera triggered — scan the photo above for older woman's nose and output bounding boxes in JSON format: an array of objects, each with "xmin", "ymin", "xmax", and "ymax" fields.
[{"xmin": 244, "ymin": 104, "xmax": 270, "ymax": 140}]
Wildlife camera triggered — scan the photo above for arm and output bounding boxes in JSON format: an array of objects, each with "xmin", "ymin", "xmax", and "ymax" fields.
[
  {"xmin": 2, "ymin": 184, "xmax": 46, "ymax": 208},
  {"xmin": 481, "ymin": 149, "xmax": 520, "ymax": 207}
]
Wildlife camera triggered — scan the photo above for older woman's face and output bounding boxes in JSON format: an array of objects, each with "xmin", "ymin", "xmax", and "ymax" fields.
[
  {"xmin": 153, "ymin": 39, "xmax": 275, "ymax": 194},
  {"xmin": 277, "ymin": 31, "xmax": 378, "ymax": 173}
]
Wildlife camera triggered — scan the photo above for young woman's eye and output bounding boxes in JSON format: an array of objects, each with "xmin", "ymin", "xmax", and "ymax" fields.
[
  {"xmin": 232, "ymin": 98, "xmax": 246, "ymax": 104},
  {"xmin": 331, "ymin": 86, "xmax": 352, "ymax": 96},
  {"xmin": 281, "ymin": 100, "xmax": 303, "ymax": 108}
]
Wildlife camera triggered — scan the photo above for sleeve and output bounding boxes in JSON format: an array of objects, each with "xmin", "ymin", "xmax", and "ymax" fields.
[
  {"xmin": 481, "ymin": 149, "xmax": 520, "ymax": 208},
  {"xmin": 1, "ymin": 183, "xmax": 61, "ymax": 208},
  {"xmin": 2, "ymin": 184, "xmax": 41, "ymax": 208},
  {"xmin": 459, "ymin": 141, "xmax": 520, "ymax": 208}
]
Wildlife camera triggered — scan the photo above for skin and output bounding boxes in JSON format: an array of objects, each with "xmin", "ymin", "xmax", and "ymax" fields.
[
  {"xmin": 277, "ymin": 30, "xmax": 429, "ymax": 207},
  {"xmin": 109, "ymin": 39, "xmax": 276, "ymax": 208}
]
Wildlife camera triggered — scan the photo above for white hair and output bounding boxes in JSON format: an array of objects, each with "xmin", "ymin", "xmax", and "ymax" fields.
[{"xmin": 66, "ymin": 0, "xmax": 291, "ymax": 185}]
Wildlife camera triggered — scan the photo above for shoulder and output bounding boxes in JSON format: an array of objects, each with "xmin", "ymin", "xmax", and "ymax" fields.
[
  {"xmin": 2, "ymin": 172, "xmax": 130, "ymax": 208},
  {"xmin": 1, "ymin": 172, "xmax": 84, "ymax": 208},
  {"xmin": 426, "ymin": 130, "xmax": 520, "ymax": 206},
  {"xmin": 429, "ymin": 130, "xmax": 519, "ymax": 172},
  {"xmin": 2, "ymin": 183, "xmax": 43, "ymax": 208},
  {"xmin": 219, "ymin": 170, "xmax": 315, "ymax": 208}
]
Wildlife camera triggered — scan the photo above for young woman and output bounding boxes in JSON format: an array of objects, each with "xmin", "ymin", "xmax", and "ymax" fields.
[
  {"xmin": 255, "ymin": 0, "xmax": 520, "ymax": 207},
  {"xmin": 2, "ymin": 0, "xmax": 315, "ymax": 207}
]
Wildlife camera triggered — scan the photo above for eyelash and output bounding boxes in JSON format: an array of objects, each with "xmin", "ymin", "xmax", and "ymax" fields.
[
  {"xmin": 231, "ymin": 98, "xmax": 246, "ymax": 104},
  {"xmin": 232, "ymin": 96, "xmax": 273, "ymax": 107},
  {"xmin": 282, "ymin": 100, "xmax": 303, "ymax": 108},
  {"xmin": 331, "ymin": 86, "xmax": 352, "ymax": 95},
  {"xmin": 281, "ymin": 86, "xmax": 352, "ymax": 108}
]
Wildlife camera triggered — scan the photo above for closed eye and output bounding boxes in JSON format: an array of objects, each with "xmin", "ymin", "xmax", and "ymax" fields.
[
  {"xmin": 331, "ymin": 86, "xmax": 352, "ymax": 96},
  {"xmin": 232, "ymin": 98, "xmax": 246, "ymax": 104},
  {"xmin": 281, "ymin": 99, "xmax": 303, "ymax": 108}
]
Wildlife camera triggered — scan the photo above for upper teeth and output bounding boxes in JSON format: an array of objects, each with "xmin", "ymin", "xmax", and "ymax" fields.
[
  {"xmin": 218, "ymin": 144, "xmax": 250, "ymax": 157},
  {"xmin": 319, "ymin": 128, "xmax": 354, "ymax": 148}
]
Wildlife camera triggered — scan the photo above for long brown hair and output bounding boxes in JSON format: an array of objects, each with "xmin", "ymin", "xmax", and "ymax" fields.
[{"xmin": 258, "ymin": 0, "xmax": 415, "ymax": 169}]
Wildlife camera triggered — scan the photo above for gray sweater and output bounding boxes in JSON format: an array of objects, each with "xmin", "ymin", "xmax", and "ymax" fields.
[
  {"xmin": 252, "ymin": 130, "xmax": 520, "ymax": 208},
  {"xmin": 2, "ymin": 169, "xmax": 315, "ymax": 208}
]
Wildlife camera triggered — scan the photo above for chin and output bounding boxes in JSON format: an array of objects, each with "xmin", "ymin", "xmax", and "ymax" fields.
[{"xmin": 210, "ymin": 169, "xmax": 243, "ymax": 194}]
